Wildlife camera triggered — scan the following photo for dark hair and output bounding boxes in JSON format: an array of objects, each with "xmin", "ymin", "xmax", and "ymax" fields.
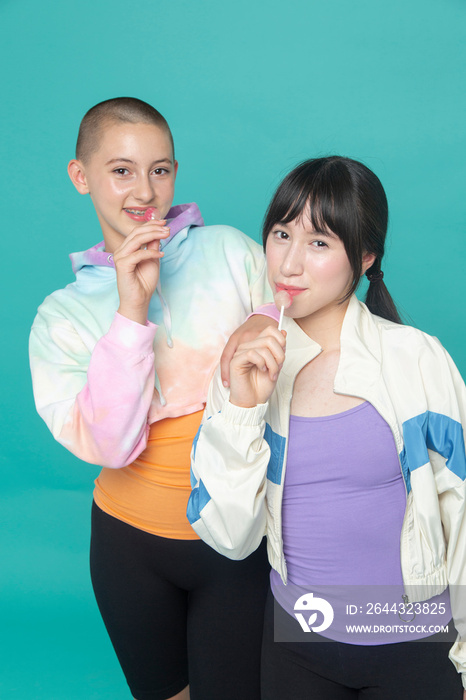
[
  {"xmin": 76, "ymin": 97, "xmax": 174, "ymax": 163},
  {"xmin": 262, "ymin": 156, "xmax": 401, "ymax": 323}
]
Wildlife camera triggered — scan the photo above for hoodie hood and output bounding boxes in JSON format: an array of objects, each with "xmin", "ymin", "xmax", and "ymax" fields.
[{"xmin": 70, "ymin": 203, "xmax": 204, "ymax": 274}]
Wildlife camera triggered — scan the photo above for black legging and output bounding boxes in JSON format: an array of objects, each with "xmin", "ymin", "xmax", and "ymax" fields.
[
  {"xmin": 261, "ymin": 589, "xmax": 463, "ymax": 699},
  {"xmin": 90, "ymin": 502, "xmax": 270, "ymax": 700}
]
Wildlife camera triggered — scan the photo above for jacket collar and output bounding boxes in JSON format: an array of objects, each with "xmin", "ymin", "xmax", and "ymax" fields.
[
  {"xmin": 335, "ymin": 295, "xmax": 383, "ymax": 396},
  {"xmin": 279, "ymin": 296, "xmax": 384, "ymax": 400}
]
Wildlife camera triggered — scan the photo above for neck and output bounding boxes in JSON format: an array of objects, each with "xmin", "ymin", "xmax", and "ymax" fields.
[
  {"xmin": 102, "ymin": 230, "xmax": 125, "ymax": 254},
  {"xmin": 295, "ymin": 299, "xmax": 349, "ymax": 350}
]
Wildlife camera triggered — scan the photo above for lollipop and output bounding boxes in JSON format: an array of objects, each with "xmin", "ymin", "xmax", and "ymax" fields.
[
  {"xmin": 141, "ymin": 207, "xmax": 164, "ymax": 250},
  {"xmin": 143, "ymin": 207, "xmax": 159, "ymax": 221}
]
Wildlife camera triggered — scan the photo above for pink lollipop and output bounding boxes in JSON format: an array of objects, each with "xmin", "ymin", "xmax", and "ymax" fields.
[
  {"xmin": 141, "ymin": 207, "xmax": 163, "ymax": 251},
  {"xmin": 143, "ymin": 207, "xmax": 158, "ymax": 221}
]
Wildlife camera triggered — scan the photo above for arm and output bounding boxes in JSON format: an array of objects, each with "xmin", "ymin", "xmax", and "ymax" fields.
[
  {"xmin": 30, "ymin": 310, "xmax": 158, "ymax": 467},
  {"xmin": 438, "ymin": 359, "xmax": 466, "ymax": 691},
  {"xmin": 188, "ymin": 388, "xmax": 270, "ymax": 559},
  {"xmin": 418, "ymin": 343, "xmax": 466, "ymax": 687},
  {"xmin": 30, "ymin": 218, "xmax": 170, "ymax": 467},
  {"xmin": 188, "ymin": 327, "xmax": 286, "ymax": 558}
]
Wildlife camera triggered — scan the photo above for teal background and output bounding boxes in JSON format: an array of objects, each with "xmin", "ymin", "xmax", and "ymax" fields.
[{"xmin": 1, "ymin": 0, "xmax": 465, "ymax": 697}]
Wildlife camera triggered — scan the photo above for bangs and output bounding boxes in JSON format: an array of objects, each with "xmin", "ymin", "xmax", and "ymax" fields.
[{"xmin": 262, "ymin": 158, "xmax": 360, "ymax": 247}]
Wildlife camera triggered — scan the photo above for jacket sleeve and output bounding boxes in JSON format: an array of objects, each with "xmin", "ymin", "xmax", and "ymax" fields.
[
  {"xmin": 437, "ymin": 350, "xmax": 466, "ymax": 686},
  {"xmin": 418, "ymin": 340, "xmax": 466, "ymax": 686},
  {"xmin": 187, "ymin": 366, "xmax": 270, "ymax": 559},
  {"xmin": 29, "ymin": 310, "xmax": 157, "ymax": 468}
]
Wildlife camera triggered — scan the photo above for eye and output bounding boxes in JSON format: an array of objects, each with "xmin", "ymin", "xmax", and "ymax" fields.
[
  {"xmin": 311, "ymin": 239, "xmax": 328, "ymax": 248},
  {"xmin": 271, "ymin": 229, "xmax": 289, "ymax": 240},
  {"xmin": 152, "ymin": 167, "xmax": 169, "ymax": 176},
  {"xmin": 113, "ymin": 167, "xmax": 129, "ymax": 176}
]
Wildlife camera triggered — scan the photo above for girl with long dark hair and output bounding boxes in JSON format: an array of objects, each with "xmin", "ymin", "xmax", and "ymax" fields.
[{"xmin": 189, "ymin": 157, "xmax": 466, "ymax": 699}]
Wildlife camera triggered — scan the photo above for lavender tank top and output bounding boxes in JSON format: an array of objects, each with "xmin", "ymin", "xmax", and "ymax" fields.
[{"xmin": 271, "ymin": 403, "xmax": 451, "ymax": 643}]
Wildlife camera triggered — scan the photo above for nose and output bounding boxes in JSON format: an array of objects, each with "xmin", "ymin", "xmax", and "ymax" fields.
[
  {"xmin": 133, "ymin": 173, "xmax": 155, "ymax": 203},
  {"xmin": 281, "ymin": 242, "xmax": 304, "ymax": 277}
]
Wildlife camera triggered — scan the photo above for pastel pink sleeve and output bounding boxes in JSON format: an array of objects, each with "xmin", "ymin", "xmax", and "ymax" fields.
[
  {"xmin": 30, "ymin": 312, "xmax": 157, "ymax": 468},
  {"xmin": 249, "ymin": 303, "xmax": 280, "ymax": 321}
]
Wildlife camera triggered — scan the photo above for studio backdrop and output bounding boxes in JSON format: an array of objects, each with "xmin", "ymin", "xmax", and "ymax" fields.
[{"xmin": 1, "ymin": 0, "xmax": 465, "ymax": 697}]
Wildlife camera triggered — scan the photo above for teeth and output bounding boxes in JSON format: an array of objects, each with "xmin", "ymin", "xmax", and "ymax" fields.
[{"xmin": 126, "ymin": 209, "xmax": 146, "ymax": 215}]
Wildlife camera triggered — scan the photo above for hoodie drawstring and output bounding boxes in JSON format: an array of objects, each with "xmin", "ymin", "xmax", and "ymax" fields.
[
  {"xmin": 156, "ymin": 280, "xmax": 173, "ymax": 349},
  {"xmin": 152, "ymin": 280, "xmax": 174, "ymax": 407}
]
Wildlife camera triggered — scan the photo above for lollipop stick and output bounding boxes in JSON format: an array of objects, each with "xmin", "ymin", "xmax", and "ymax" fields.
[{"xmin": 278, "ymin": 305, "xmax": 285, "ymax": 331}]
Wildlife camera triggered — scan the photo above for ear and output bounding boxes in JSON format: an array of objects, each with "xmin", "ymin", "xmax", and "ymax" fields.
[
  {"xmin": 361, "ymin": 251, "xmax": 376, "ymax": 276},
  {"xmin": 173, "ymin": 159, "xmax": 179, "ymax": 179},
  {"xmin": 68, "ymin": 159, "xmax": 90, "ymax": 195}
]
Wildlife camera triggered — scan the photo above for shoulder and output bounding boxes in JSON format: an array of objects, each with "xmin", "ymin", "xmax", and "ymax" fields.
[
  {"xmin": 364, "ymin": 306, "xmax": 463, "ymax": 387},
  {"xmin": 358, "ymin": 301, "xmax": 446, "ymax": 354},
  {"xmin": 190, "ymin": 224, "xmax": 263, "ymax": 255},
  {"xmin": 185, "ymin": 226, "xmax": 266, "ymax": 284},
  {"xmin": 32, "ymin": 282, "xmax": 81, "ymax": 325},
  {"xmin": 374, "ymin": 314, "xmax": 450, "ymax": 359},
  {"xmin": 32, "ymin": 271, "xmax": 114, "ymax": 335}
]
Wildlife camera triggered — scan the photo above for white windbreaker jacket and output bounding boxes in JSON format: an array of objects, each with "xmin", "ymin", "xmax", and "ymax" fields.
[{"xmin": 188, "ymin": 296, "xmax": 466, "ymax": 685}]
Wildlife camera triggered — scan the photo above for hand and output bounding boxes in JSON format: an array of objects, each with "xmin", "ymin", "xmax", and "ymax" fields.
[
  {"xmin": 113, "ymin": 218, "xmax": 170, "ymax": 325},
  {"xmin": 229, "ymin": 327, "xmax": 286, "ymax": 408},
  {"xmin": 220, "ymin": 314, "xmax": 279, "ymax": 387}
]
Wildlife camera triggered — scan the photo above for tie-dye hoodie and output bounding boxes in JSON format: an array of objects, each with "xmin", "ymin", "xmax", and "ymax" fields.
[{"xmin": 30, "ymin": 203, "xmax": 272, "ymax": 468}]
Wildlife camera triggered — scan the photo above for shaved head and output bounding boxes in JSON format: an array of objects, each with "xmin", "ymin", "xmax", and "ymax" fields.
[{"xmin": 76, "ymin": 97, "xmax": 174, "ymax": 163}]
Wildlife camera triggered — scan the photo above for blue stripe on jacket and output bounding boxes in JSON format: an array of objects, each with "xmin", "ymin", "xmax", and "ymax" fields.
[
  {"xmin": 188, "ymin": 419, "xmax": 286, "ymax": 522},
  {"xmin": 400, "ymin": 411, "xmax": 466, "ymax": 494},
  {"xmin": 264, "ymin": 423, "xmax": 286, "ymax": 485},
  {"xmin": 187, "ymin": 477, "xmax": 211, "ymax": 524}
]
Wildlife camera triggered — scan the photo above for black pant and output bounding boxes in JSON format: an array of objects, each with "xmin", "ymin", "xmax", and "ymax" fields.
[
  {"xmin": 261, "ymin": 589, "xmax": 463, "ymax": 699},
  {"xmin": 90, "ymin": 502, "xmax": 270, "ymax": 700}
]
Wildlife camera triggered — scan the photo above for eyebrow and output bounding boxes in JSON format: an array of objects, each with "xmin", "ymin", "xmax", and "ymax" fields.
[
  {"xmin": 105, "ymin": 157, "xmax": 173, "ymax": 166},
  {"xmin": 275, "ymin": 221, "xmax": 337, "ymax": 238},
  {"xmin": 309, "ymin": 228, "xmax": 337, "ymax": 238}
]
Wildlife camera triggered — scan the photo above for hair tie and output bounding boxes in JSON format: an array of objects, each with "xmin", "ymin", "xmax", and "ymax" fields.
[{"xmin": 366, "ymin": 270, "xmax": 384, "ymax": 282}]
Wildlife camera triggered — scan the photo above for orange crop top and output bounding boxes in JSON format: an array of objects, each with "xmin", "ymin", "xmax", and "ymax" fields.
[{"xmin": 93, "ymin": 410, "xmax": 203, "ymax": 539}]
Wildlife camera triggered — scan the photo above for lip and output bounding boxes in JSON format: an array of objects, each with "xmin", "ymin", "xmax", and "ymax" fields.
[{"xmin": 275, "ymin": 283, "xmax": 306, "ymax": 298}]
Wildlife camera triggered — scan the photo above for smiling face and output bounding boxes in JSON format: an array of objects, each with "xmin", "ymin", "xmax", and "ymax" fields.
[
  {"xmin": 266, "ymin": 214, "xmax": 373, "ymax": 337},
  {"xmin": 68, "ymin": 121, "xmax": 178, "ymax": 252}
]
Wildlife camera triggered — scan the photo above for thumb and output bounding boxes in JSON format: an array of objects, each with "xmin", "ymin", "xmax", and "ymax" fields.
[{"xmin": 220, "ymin": 335, "xmax": 239, "ymax": 387}]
